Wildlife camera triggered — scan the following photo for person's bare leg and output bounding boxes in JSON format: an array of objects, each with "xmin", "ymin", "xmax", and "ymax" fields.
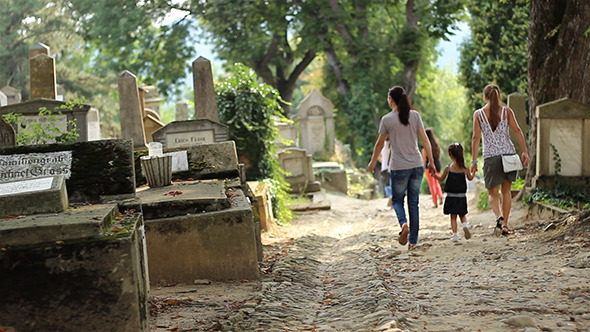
[
  {"xmin": 487, "ymin": 187, "xmax": 501, "ymax": 219},
  {"xmin": 500, "ymin": 180, "xmax": 512, "ymax": 226},
  {"xmin": 450, "ymin": 214, "xmax": 458, "ymax": 233}
]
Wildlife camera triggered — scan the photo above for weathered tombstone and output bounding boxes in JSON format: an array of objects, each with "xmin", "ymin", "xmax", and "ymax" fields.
[
  {"xmin": 152, "ymin": 119, "xmax": 229, "ymax": 149},
  {"xmin": 0, "ymin": 99, "xmax": 92, "ymax": 143},
  {"xmin": 141, "ymin": 85, "xmax": 163, "ymax": 113},
  {"xmin": 86, "ymin": 107, "xmax": 102, "ymax": 141},
  {"xmin": 0, "ymin": 86, "xmax": 22, "ymax": 105},
  {"xmin": 176, "ymin": 100, "xmax": 189, "ymax": 121},
  {"xmin": 56, "ymin": 84, "xmax": 64, "ymax": 101},
  {"xmin": 0, "ymin": 139, "xmax": 136, "ymax": 202},
  {"xmin": 534, "ymin": 98, "xmax": 590, "ymax": 187},
  {"xmin": 296, "ymin": 88, "xmax": 335, "ymax": 157},
  {"xmin": 0, "ymin": 175, "xmax": 68, "ymax": 217},
  {"xmin": 118, "ymin": 70, "xmax": 147, "ymax": 149},
  {"xmin": 0, "ymin": 117, "xmax": 16, "ymax": 147},
  {"xmin": 192, "ymin": 56, "xmax": 220, "ymax": 122},
  {"xmin": 0, "ymin": 138, "xmax": 148, "ymax": 331},
  {"xmin": 278, "ymin": 148, "xmax": 321, "ymax": 193},
  {"xmin": 29, "ymin": 54, "xmax": 57, "ymax": 100},
  {"xmin": 507, "ymin": 92, "xmax": 527, "ymax": 156},
  {"xmin": 29, "ymin": 42, "xmax": 50, "ymax": 59},
  {"xmin": 0, "ymin": 90, "xmax": 7, "ymax": 107}
]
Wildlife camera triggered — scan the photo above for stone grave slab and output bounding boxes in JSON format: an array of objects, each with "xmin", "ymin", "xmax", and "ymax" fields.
[
  {"xmin": 0, "ymin": 139, "xmax": 136, "ymax": 203},
  {"xmin": 0, "ymin": 203, "xmax": 115, "ymax": 247},
  {"xmin": 0, "ymin": 175, "xmax": 68, "ymax": 217},
  {"xmin": 152, "ymin": 119, "xmax": 229, "ymax": 149},
  {"xmin": 0, "ymin": 90, "xmax": 6, "ymax": 107},
  {"xmin": 0, "ymin": 86, "xmax": 21, "ymax": 105},
  {"xmin": 296, "ymin": 88, "xmax": 335, "ymax": 156},
  {"xmin": 134, "ymin": 179, "xmax": 230, "ymax": 220},
  {"xmin": 278, "ymin": 148, "xmax": 321, "ymax": 193},
  {"xmin": 0, "ymin": 205, "xmax": 149, "ymax": 331}
]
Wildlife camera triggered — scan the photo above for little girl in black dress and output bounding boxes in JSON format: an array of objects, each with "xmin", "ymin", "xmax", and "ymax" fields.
[{"xmin": 434, "ymin": 143, "xmax": 475, "ymax": 242}]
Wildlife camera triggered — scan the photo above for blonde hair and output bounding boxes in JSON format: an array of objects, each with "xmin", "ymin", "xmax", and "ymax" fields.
[{"xmin": 483, "ymin": 84, "xmax": 504, "ymax": 130}]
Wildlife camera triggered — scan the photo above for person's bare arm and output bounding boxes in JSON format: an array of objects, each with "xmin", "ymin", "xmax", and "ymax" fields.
[
  {"xmin": 418, "ymin": 128, "xmax": 437, "ymax": 175},
  {"xmin": 434, "ymin": 166, "xmax": 449, "ymax": 181},
  {"xmin": 507, "ymin": 107, "xmax": 529, "ymax": 167},
  {"xmin": 368, "ymin": 134, "xmax": 387, "ymax": 173},
  {"xmin": 464, "ymin": 166, "xmax": 475, "ymax": 181},
  {"xmin": 471, "ymin": 111, "xmax": 481, "ymax": 174}
]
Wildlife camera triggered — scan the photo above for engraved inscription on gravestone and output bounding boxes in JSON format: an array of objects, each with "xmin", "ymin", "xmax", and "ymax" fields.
[
  {"xmin": 0, "ymin": 151, "xmax": 73, "ymax": 182},
  {"xmin": 0, "ymin": 177, "xmax": 53, "ymax": 197},
  {"xmin": 166, "ymin": 130, "xmax": 215, "ymax": 148}
]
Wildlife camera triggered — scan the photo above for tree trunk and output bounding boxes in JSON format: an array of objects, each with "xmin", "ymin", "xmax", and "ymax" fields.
[
  {"xmin": 518, "ymin": 0, "xmax": 590, "ymax": 199},
  {"xmin": 402, "ymin": 0, "xmax": 418, "ymax": 100}
]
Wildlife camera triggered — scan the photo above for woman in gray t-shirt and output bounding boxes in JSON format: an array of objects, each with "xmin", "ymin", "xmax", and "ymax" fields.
[{"xmin": 368, "ymin": 86, "xmax": 436, "ymax": 250}]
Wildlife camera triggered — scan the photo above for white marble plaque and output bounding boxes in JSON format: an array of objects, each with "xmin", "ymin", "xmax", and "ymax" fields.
[
  {"xmin": 549, "ymin": 119, "xmax": 582, "ymax": 176},
  {"xmin": 167, "ymin": 130, "xmax": 214, "ymax": 148},
  {"xmin": 165, "ymin": 151, "xmax": 189, "ymax": 172},
  {"xmin": 0, "ymin": 151, "xmax": 73, "ymax": 182},
  {"xmin": 284, "ymin": 158, "xmax": 304, "ymax": 177},
  {"xmin": 0, "ymin": 177, "xmax": 53, "ymax": 197}
]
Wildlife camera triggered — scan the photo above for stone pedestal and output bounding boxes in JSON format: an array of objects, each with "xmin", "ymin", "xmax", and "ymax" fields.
[{"xmin": 140, "ymin": 155, "xmax": 172, "ymax": 188}]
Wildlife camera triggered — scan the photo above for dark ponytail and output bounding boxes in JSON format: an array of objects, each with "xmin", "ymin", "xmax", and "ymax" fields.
[
  {"xmin": 388, "ymin": 86, "xmax": 412, "ymax": 126},
  {"xmin": 483, "ymin": 84, "xmax": 503, "ymax": 131}
]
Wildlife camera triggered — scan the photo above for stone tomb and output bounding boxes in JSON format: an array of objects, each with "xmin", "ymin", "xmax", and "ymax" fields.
[
  {"xmin": 151, "ymin": 119, "xmax": 229, "ymax": 149},
  {"xmin": 0, "ymin": 98, "xmax": 93, "ymax": 143},
  {"xmin": 131, "ymin": 180, "xmax": 259, "ymax": 283},
  {"xmin": 0, "ymin": 90, "xmax": 7, "ymax": 107},
  {"xmin": 278, "ymin": 148, "xmax": 321, "ymax": 193},
  {"xmin": 0, "ymin": 116, "xmax": 16, "ymax": 148},
  {"xmin": 0, "ymin": 139, "xmax": 149, "ymax": 331},
  {"xmin": 0, "ymin": 175, "xmax": 68, "ymax": 217},
  {"xmin": 296, "ymin": 88, "xmax": 335, "ymax": 157},
  {"xmin": 535, "ymin": 98, "xmax": 590, "ymax": 187}
]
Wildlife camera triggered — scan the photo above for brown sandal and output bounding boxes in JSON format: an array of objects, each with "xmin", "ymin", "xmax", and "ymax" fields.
[{"xmin": 398, "ymin": 223, "xmax": 409, "ymax": 245}]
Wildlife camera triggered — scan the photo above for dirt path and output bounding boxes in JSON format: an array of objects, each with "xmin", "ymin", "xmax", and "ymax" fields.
[{"xmin": 149, "ymin": 192, "xmax": 590, "ymax": 331}]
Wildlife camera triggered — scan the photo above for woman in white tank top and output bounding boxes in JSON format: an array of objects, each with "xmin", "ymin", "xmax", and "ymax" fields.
[{"xmin": 471, "ymin": 84, "xmax": 529, "ymax": 236}]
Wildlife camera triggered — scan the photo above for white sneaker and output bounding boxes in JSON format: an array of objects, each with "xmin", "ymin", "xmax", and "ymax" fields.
[{"xmin": 450, "ymin": 233, "xmax": 459, "ymax": 242}]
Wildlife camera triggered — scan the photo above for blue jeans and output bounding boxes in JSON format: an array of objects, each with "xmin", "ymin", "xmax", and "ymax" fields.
[{"xmin": 390, "ymin": 167, "xmax": 423, "ymax": 245}]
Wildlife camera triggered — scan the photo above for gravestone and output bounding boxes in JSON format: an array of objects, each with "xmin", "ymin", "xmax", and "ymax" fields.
[
  {"xmin": 535, "ymin": 98, "xmax": 590, "ymax": 187},
  {"xmin": 0, "ymin": 175, "xmax": 68, "ymax": 217},
  {"xmin": 87, "ymin": 107, "xmax": 101, "ymax": 141},
  {"xmin": 141, "ymin": 85, "xmax": 163, "ymax": 113},
  {"xmin": 278, "ymin": 148, "xmax": 321, "ymax": 193},
  {"xmin": 29, "ymin": 42, "xmax": 50, "ymax": 59},
  {"xmin": 152, "ymin": 119, "xmax": 229, "ymax": 149},
  {"xmin": 0, "ymin": 99, "xmax": 92, "ymax": 143},
  {"xmin": 118, "ymin": 70, "xmax": 147, "ymax": 149},
  {"xmin": 0, "ymin": 117, "xmax": 16, "ymax": 148},
  {"xmin": 29, "ymin": 54, "xmax": 57, "ymax": 100},
  {"xmin": 296, "ymin": 88, "xmax": 335, "ymax": 157},
  {"xmin": 176, "ymin": 101, "xmax": 189, "ymax": 121},
  {"xmin": 0, "ymin": 90, "xmax": 6, "ymax": 106},
  {"xmin": 0, "ymin": 86, "xmax": 21, "ymax": 105},
  {"xmin": 0, "ymin": 139, "xmax": 136, "ymax": 202},
  {"xmin": 192, "ymin": 56, "xmax": 220, "ymax": 122},
  {"xmin": 507, "ymin": 92, "xmax": 527, "ymax": 156}
]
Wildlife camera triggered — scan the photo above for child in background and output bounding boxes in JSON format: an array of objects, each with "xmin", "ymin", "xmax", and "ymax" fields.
[{"xmin": 434, "ymin": 142, "xmax": 475, "ymax": 242}]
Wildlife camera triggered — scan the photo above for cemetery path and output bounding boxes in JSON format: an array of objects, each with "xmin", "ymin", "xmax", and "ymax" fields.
[{"xmin": 149, "ymin": 192, "xmax": 590, "ymax": 332}]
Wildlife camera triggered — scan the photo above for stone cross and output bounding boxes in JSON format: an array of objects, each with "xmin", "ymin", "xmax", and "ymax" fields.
[
  {"xmin": 192, "ymin": 56, "xmax": 220, "ymax": 123},
  {"xmin": 29, "ymin": 54, "xmax": 57, "ymax": 100},
  {"xmin": 0, "ymin": 86, "xmax": 22, "ymax": 105},
  {"xmin": 0, "ymin": 117, "xmax": 16, "ymax": 148},
  {"xmin": 118, "ymin": 70, "xmax": 147, "ymax": 149},
  {"xmin": 176, "ymin": 101, "xmax": 188, "ymax": 121}
]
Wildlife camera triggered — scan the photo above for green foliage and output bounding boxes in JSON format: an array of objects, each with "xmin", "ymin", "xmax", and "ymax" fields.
[
  {"xmin": 525, "ymin": 186, "xmax": 590, "ymax": 211},
  {"xmin": 216, "ymin": 63, "xmax": 292, "ymax": 223},
  {"xmin": 511, "ymin": 177, "xmax": 525, "ymax": 190},
  {"xmin": 459, "ymin": 0, "xmax": 529, "ymax": 153},
  {"xmin": 2, "ymin": 100, "xmax": 82, "ymax": 145},
  {"xmin": 477, "ymin": 190, "xmax": 491, "ymax": 210}
]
